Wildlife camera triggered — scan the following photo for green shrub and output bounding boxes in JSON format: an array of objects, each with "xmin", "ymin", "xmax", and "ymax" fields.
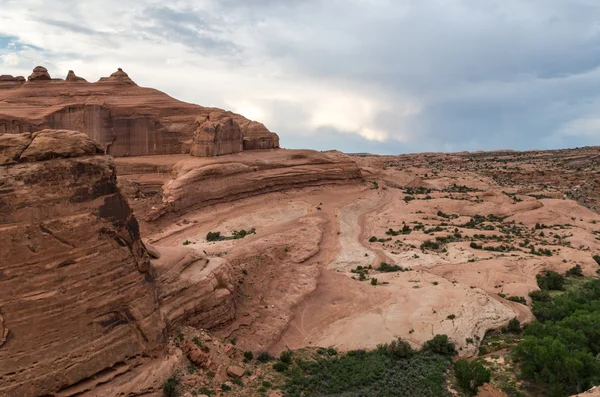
[
  {"xmin": 221, "ymin": 383, "xmax": 232, "ymax": 391},
  {"xmin": 243, "ymin": 351, "xmax": 253, "ymax": 361},
  {"xmin": 453, "ymin": 359, "xmax": 490, "ymax": 397},
  {"xmin": 420, "ymin": 240, "xmax": 441, "ymax": 251},
  {"xmin": 536, "ymin": 270, "xmax": 565, "ymax": 291},
  {"xmin": 369, "ymin": 236, "xmax": 378, "ymax": 242},
  {"xmin": 206, "ymin": 231, "xmax": 221, "ymax": 241},
  {"xmin": 377, "ymin": 338, "xmax": 414, "ymax": 359},
  {"xmin": 273, "ymin": 362, "xmax": 288, "ymax": 372},
  {"xmin": 163, "ymin": 377, "xmax": 179, "ymax": 397},
  {"xmin": 280, "ymin": 350, "xmax": 293, "ymax": 364},
  {"xmin": 257, "ymin": 351, "xmax": 272, "ymax": 362},
  {"xmin": 470, "ymin": 242, "xmax": 482, "ymax": 249},
  {"xmin": 594, "ymin": 255, "xmax": 600, "ymax": 266},
  {"xmin": 507, "ymin": 317, "xmax": 521, "ymax": 333},
  {"xmin": 529, "ymin": 289, "xmax": 553, "ymax": 302},
  {"xmin": 378, "ymin": 262, "xmax": 401, "ymax": 272},
  {"xmin": 183, "ymin": 240, "xmax": 192, "ymax": 245},
  {"xmin": 423, "ymin": 334, "xmax": 456, "ymax": 356},
  {"xmin": 447, "ymin": 314, "xmax": 456, "ymax": 320},
  {"xmin": 507, "ymin": 296, "xmax": 527, "ymax": 305},
  {"xmin": 371, "ymin": 278, "xmax": 378, "ymax": 285},
  {"xmin": 566, "ymin": 264, "xmax": 583, "ymax": 277}
]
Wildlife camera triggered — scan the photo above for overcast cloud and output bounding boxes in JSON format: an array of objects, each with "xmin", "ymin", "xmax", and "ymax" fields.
[{"xmin": 1, "ymin": 0, "xmax": 600, "ymax": 153}]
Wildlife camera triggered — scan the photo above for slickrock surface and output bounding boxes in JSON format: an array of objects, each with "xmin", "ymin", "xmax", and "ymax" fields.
[{"xmin": 0, "ymin": 66, "xmax": 279, "ymax": 156}]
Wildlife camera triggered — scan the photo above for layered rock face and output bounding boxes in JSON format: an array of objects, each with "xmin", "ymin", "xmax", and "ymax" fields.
[
  {"xmin": 0, "ymin": 66, "xmax": 279, "ymax": 157},
  {"xmin": 0, "ymin": 129, "xmax": 240, "ymax": 396},
  {"xmin": 190, "ymin": 116, "xmax": 243, "ymax": 157},
  {"xmin": 0, "ymin": 130, "xmax": 166, "ymax": 396},
  {"xmin": 114, "ymin": 149, "xmax": 364, "ymax": 220}
]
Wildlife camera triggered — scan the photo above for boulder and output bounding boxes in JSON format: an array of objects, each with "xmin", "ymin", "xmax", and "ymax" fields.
[{"xmin": 226, "ymin": 365, "xmax": 246, "ymax": 378}]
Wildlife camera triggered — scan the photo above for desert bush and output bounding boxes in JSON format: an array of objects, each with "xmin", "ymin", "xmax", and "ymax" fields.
[
  {"xmin": 280, "ymin": 350, "xmax": 293, "ymax": 364},
  {"xmin": 420, "ymin": 240, "xmax": 441, "ymax": 251},
  {"xmin": 377, "ymin": 262, "xmax": 401, "ymax": 272},
  {"xmin": 163, "ymin": 377, "xmax": 179, "ymax": 397},
  {"xmin": 529, "ymin": 289, "xmax": 553, "ymax": 302},
  {"xmin": 377, "ymin": 338, "xmax": 415, "ymax": 359},
  {"xmin": 566, "ymin": 264, "xmax": 583, "ymax": 277},
  {"xmin": 507, "ymin": 317, "xmax": 521, "ymax": 333},
  {"xmin": 273, "ymin": 361, "xmax": 288, "ymax": 372},
  {"xmin": 594, "ymin": 255, "xmax": 600, "ymax": 266},
  {"xmin": 206, "ymin": 231, "xmax": 221, "ymax": 241},
  {"xmin": 507, "ymin": 296, "xmax": 527, "ymax": 305},
  {"xmin": 536, "ymin": 270, "xmax": 565, "ymax": 291},
  {"xmin": 257, "ymin": 351, "xmax": 272, "ymax": 362},
  {"xmin": 423, "ymin": 334, "xmax": 456, "ymax": 356},
  {"xmin": 453, "ymin": 359, "xmax": 490, "ymax": 397},
  {"xmin": 243, "ymin": 351, "xmax": 253, "ymax": 361}
]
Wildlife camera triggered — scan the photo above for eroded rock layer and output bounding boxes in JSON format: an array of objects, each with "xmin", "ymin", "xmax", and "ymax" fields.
[
  {"xmin": 0, "ymin": 67, "xmax": 279, "ymax": 157},
  {"xmin": 0, "ymin": 130, "xmax": 166, "ymax": 396},
  {"xmin": 114, "ymin": 149, "xmax": 364, "ymax": 220}
]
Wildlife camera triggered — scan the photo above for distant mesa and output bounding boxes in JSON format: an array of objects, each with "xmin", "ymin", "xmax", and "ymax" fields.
[{"xmin": 0, "ymin": 65, "xmax": 280, "ymax": 157}]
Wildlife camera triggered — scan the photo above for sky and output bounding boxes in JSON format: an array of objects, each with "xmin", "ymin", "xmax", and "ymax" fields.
[{"xmin": 1, "ymin": 0, "xmax": 600, "ymax": 154}]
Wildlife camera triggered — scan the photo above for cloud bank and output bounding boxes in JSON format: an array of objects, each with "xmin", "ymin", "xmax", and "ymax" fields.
[{"xmin": 1, "ymin": 0, "xmax": 600, "ymax": 153}]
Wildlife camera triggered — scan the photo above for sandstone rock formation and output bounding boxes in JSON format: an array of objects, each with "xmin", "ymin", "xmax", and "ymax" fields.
[
  {"xmin": 112, "ymin": 149, "xmax": 364, "ymax": 220},
  {"xmin": 0, "ymin": 129, "xmax": 238, "ymax": 396},
  {"xmin": 27, "ymin": 65, "xmax": 51, "ymax": 81},
  {"xmin": 0, "ymin": 129, "xmax": 165, "ymax": 396},
  {"xmin": 66, "ymin": 69, "xmax": 87, "ymax": 82},
  {"xmin": 190, "ymin": 116, "xmax": 243, "ymax": 157},
  {"xmin": 98, "ymin": 67, "xmax": 135, "ymax": 84},
  {"xmin": 0, "ymin": 66, "xmax": 279, "ymax": 156}
]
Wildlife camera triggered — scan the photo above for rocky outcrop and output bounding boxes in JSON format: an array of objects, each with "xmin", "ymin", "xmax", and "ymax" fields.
[
  {"xmin": 0, "ymin": 75, "xmax": 25, "ymax": 90},
  {"xmin": 98, "ymin": 67, "xmax": 136, "ymax": 85},
  {"xmin": 119, "ymin": 149, "xmax": 364, "ymax": 219},
  {"xmin": 27, "ymin": 65, "xmax": 51, "ymax": 81},
  {"xmin": 152, "ymin": 247, "xmax": 236, "ymax": 329},
  {"xmin": 0, "ymin": 129, "xmax": 242, "ymax": 396},
  {"xmin": 66, "ymin": 70, "xmax": 87, "ymax": 82},
  {"xmin": 0, "ymin": 129, "xmax": 166, "ymax": 396},
  {"xmin": 0, "ymin": 66, "xmax": 279, "ymax": 155},
  {"xmin": 190, "ymin": 116, "xmax": 243, "ymax": 157}
]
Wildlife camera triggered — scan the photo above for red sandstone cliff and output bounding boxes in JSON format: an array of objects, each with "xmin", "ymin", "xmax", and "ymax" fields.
[
  {"xmin": 0, "ymin": 130, "xmax": 236, "ymax": 396},
  {"xmin": 0, "ymin": 67, "xmax": 279, "ymax": 157}
]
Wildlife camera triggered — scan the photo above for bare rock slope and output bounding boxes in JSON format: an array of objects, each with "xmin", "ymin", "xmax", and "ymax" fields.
[{"xmin": 0, "ymin": 67, "xmax": 279, "ymax": 157}]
